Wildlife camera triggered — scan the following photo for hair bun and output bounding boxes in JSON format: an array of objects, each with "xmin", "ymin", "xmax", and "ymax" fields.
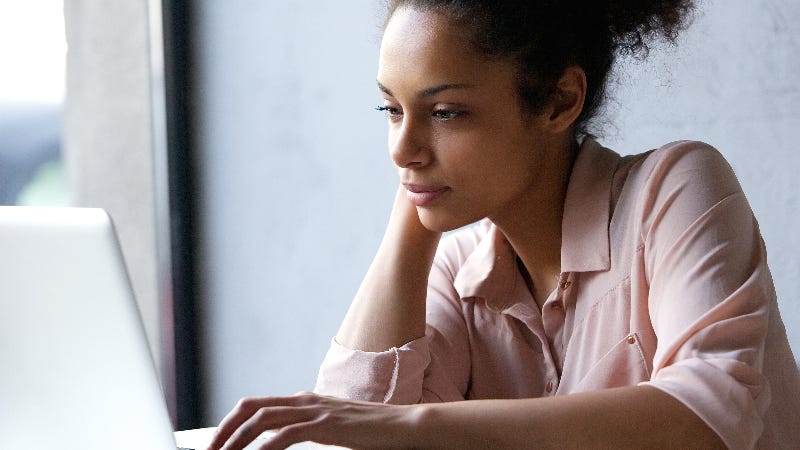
[{"xmin": 603, "ymin": 0, "xmax": 696, "ymax": 56}]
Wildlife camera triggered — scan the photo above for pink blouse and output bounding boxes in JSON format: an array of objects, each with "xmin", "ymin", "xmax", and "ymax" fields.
[{"xmin": 315, "ymin": 139, "xmax": 800, "ymax": 449}]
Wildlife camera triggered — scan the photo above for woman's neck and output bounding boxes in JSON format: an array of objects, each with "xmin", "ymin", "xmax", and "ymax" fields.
[{"xmin": 491, "ymin": 137, "xmax": 578, "ymax": 308}]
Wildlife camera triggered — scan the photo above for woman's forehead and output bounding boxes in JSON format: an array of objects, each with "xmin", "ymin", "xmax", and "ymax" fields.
[{"xmin": 378, "ymin": 7, "xmax": 513, "ymax": 95}]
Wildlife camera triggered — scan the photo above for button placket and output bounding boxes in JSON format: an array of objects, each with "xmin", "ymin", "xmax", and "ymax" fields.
[
  {"xmin": 557, "ymin": 273, "xmax": 572, "ymax": 290},
  {"xmin": 542, "ymin": 292, "xmax": 566, "ymax": 339},
  {"xmin": 544, "ymin": 377, "xmax": 559, "ymax": 395}
]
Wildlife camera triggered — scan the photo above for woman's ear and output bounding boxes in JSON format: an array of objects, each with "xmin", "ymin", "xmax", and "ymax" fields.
[{"xmin": 545, "ymin": 66, "xmax": 587, "ymax": 133}]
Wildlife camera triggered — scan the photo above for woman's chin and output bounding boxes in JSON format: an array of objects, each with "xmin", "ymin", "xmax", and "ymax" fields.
[{"xmin": 417, "ymin": 208, "xmax": 480, "ymax": 233}]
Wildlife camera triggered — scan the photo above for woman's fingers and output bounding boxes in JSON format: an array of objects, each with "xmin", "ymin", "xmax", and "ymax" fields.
[
  {"xmin": 219, "ymin": 406, "xmax": 318, "ymax": 450},
  {"xmin": 205, "ymin": 397, "xmax": 267, "ymax": 450},
  {"xmin": 206, "ymin": 392, "xmax": 412, "ymax": 450},
  {"xmin": 206, "ymin": 394, "xmax": 313, "ymax": 450},
  {"xmin": 257, "ymin": 418, "xmax": 326, "ymax": 450}
]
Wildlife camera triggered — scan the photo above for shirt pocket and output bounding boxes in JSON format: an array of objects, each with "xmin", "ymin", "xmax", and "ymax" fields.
[{"xmin": 569, "ymin": 332, "xmax": 651, "ymax": 393}]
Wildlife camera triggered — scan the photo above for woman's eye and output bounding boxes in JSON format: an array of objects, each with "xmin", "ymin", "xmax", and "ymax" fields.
[
  {"xmin": 375, "ymin": 105, "xmax": 402, "ymax": 120},
  {"xmin": 432, "ymin": 109, "xmax": 464, "ymax": 120}
]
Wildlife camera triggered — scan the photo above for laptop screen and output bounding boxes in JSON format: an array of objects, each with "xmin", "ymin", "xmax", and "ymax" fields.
[{"xmin": 0, "ymin": 207, "xmax": 176, "ymax": 450}]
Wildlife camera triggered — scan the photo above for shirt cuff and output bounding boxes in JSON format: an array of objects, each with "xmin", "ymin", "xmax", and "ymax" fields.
[{"xmin": 314, "ymin": 336, "xmax": 431, "ymax": 404}]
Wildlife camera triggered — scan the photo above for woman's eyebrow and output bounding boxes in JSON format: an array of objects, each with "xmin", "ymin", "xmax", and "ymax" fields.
[{"xmin": 377, "ymin": 81, "xmax": 476, "ymax": 98}]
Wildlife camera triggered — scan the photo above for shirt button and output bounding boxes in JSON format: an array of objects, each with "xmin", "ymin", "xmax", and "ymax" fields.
[
  {"xmin": 560, "ymin": 280, "xmax": 572, "ymax": 289},
  {"xmin": 627, "ymin": 335, "xmax": 636, "ymax": 345},
  {"xmin": 545, "ymin": 381, "xmax": 554, "ymax": 393}
]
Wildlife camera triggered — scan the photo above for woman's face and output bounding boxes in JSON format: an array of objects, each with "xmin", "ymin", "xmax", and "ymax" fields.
[{"xmin": 378, "ymin": 7, "xmax": 555, "ymax": 232}]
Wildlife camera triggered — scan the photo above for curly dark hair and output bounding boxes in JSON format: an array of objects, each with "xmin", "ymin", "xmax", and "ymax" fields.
[{"xmin": 385, "ymin": 0, "xmax": 696, "ymax": 137}]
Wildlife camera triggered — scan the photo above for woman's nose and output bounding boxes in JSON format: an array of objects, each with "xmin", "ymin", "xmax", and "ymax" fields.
[{"xmin": 389, "ymin": 120, "xmax": 432, "ymax": 169}]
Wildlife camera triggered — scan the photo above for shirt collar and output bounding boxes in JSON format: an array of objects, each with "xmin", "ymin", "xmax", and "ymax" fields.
[
  {"xmin": 452, "ymin": 138, "xmax": 620, "ymax": 307},
  {"xmin": 560, "ymin": 137, "xmax": 620, "ymax": 273},
  {"xmin": 452, "ymin": 222, "xmax": 521, "ymax": 310}
]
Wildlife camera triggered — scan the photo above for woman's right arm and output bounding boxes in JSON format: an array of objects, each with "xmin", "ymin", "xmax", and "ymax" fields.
[{"xmin": 335, "ymin": 185, "xmax": 441, "ymax": 352}]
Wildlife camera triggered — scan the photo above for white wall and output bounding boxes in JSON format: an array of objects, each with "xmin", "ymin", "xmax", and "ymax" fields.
[
  {"xmin": 194, "ymin": 0, "xmax": 800, "ymax": 424},
  {"xmin": 193, "ymin": 1, "xmax": 394, "ymax": 423}
]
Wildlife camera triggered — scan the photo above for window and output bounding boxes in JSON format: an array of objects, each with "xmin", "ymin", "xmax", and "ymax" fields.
[{"xmin": 0, "ymin": 0, "xmax": 68, "ymax": 206}]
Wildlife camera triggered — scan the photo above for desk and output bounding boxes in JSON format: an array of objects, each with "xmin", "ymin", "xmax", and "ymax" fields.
[{"xmin": 174, "ymin": 427, "xmax": 345, "ymax": 449}]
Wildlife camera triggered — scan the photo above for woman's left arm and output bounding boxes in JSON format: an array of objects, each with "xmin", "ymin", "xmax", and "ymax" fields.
[{"xmin": 205, "ymin": 385, "xmax": 723, "ymax": 449}]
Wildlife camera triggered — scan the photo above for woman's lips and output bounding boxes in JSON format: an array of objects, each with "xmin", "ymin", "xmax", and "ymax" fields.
[{"xmin": 403, "ymin": 183, "xmax": 448, "ymax": 207}]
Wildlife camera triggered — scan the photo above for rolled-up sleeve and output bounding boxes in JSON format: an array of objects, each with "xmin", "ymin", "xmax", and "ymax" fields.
[
  {"xmin": 313, "ymin": 336, "xmax": 431, "ymax": 403},
  {"xmin": 638, "ymin": 142, "xmax": 772, "ymax": 449}
]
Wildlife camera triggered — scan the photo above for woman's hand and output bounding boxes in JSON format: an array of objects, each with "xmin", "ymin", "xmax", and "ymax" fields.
[{"xmin": 204, "ymin": 392, "xmax": 416, "ymax": 450}]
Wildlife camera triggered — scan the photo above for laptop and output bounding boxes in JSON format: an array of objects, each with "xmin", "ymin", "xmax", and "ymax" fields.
[
  {"xmin": 0, "ymin": 206, "xmax": 338, "ymax": 450},
  {"xmin": 0, "ymin": 206, "xmax": 179, "ymax": 449}
]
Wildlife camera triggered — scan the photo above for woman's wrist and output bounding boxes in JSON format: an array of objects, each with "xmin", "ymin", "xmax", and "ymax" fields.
[
  {"xmin": 402, "ymin": 403, "xmax": 437, "ymax": 449},
  {"xmin": 403, "ymin": 402, "xmax": 486, "ymax": 450}
]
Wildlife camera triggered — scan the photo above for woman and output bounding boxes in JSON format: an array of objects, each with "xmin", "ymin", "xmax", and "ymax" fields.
[{"xmin": 208, "ymin": 1, "xmax": 800, "ymax": 448}]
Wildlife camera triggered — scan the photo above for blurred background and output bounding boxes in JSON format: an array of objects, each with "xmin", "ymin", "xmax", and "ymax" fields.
[
  {"xmin": 0, "ymin": 1, "xmax": 65, "ymax": 206},
  {"xmin": 2, "ymin": 0, "xmax": 797, "ymax": 432}
]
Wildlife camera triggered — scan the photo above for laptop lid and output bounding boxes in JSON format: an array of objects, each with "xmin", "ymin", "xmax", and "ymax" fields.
[{"xmin": 0, "ymin": 206, "xmax": 176, "ymax": 450}]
